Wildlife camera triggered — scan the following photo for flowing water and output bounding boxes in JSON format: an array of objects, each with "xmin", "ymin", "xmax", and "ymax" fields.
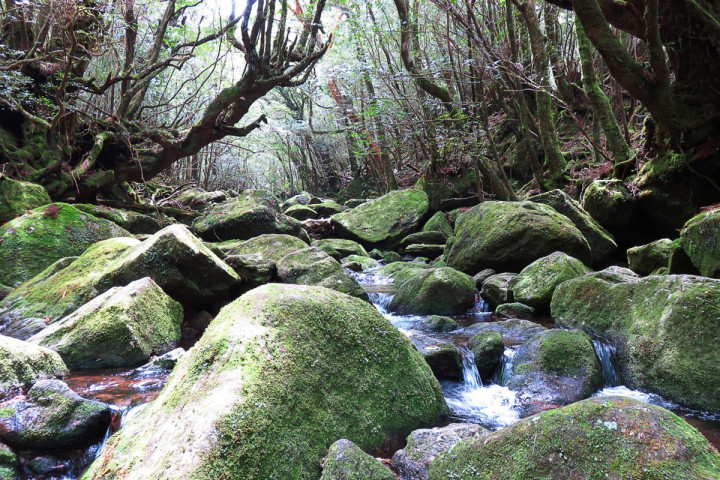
[{"xmin": 356, "ymin": 265, "xmax": 720, "ymax": 448}]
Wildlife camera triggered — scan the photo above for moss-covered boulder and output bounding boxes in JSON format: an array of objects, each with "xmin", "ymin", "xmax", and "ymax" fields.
[
  {"xmin": 281, "ymin": 191, "xmax": 314, "ymax": 210},
  {"xmin": 277, "ymin": 247, "xmax": 368, "ymax": 301},
  {"xmin": 582, "ymin": 179, "xmax": 635, "ymax": 243},
  {"xmin": 627, "ymin": 238, "xmax": 674, "ymax": 275},
  {"xmin": 331, "ymin": 189, "xmax": 429, "ymax": 248},
  {"xmin": 0, "ymin": 336, "xmax": 67, "ymax": 400},
  {"xmin": 469, "ymin": 331, "xmax": 504, "ymax": 379},
  {"xmin": 378, "ymin": 261, "xmax": 430, "ymax": 284},
  {"xmin": 480, "ymin": 273, "xmax": 516, "ymax": 308},
  {"xmin": 0, "ymin": 226, "xmax": 241, "ymax": 338},
  {"xmin": 0, "ymin": 203, "xmax": 129, "ymax": 287},
  {"xmin": 408, "ymin": 333, "xmax": 463, "ymax": 381},
  {"xmin": 192, "ymin": 191, "xmax": 306, "ymax": 242},
  {"xmin": 401, "ymin": 231, "xmax": 448, "ymax": 248},
  {"xmin": 0, "ymin": 175, "xmax": 51, "ymax": 223},
  {"xmin": 392, "ymin": 423, "xmax": 487, "ymax": 480},
  {"xmin": 28, "ymin": 278, "xmax": 183, "ymax": 369},
  {"xmin": 383, "ymin": 251, "xmax": 402, "ymax": 263},
  {"xmin": 529, "ymin": 189, "xmax": 617, "ymax": 265},
  {"xmin": 495, "ymin": 302, "xmax": 535, "ymax": 320},
  {"xmin": 418, "ymin": 316, "xmax": 459, "ymax": 333},
  {"xmin": 74, "ymin": 204, "xmax": 161, "ymax": 234},
  {"xmin": 313, "ymin": 200, "xmax": 345, "ymax": 217},
  {"xmin": 83, "ymin": 284, "xmax": 448, "ymax": 480},
  {"xmin": 422, "ymin": 212, "xmax": 453, "ymax": 239},
  {"xmin": 217, "ymin": 234, "xmax": 308, "ymax": 264},
  {"xmin": 389, "ymin": 267, "xmax": 475, "ymax": 316},
  {"xmin": 286, "ymin": 204, "xmax": 318, "ymax": 220},
  {"xmin": 551, "ymin": 272, "xmax": 720, "ymax": 412},
  {"xmin": 511, "ymin": 252, "xmax": 590, "ymax": 312},
  {"xmin": 341, "ymin": 255, "xmax": 378, "ymax": 271},
  {"xmin": 320, "ymin": 439, "xmax": 394, "ymax": 480},
  {"xmin": 429, "ymin": 396, "xmax": 720, "ymax": 480},
  {"xmin": 680, "ymin": 209, "xmax": 720, "ymax": 278},
  {"xmin": 173, "ymin": 188, "xmax": 228, "ymax": 211},
  {"xmin": 447, "ymin": 201, "xmax": 591, "ymax": 274},
  {"xmin": 0, "ymin": 379, "xmax": 111, "ymax": 450},
  {"xmin": 314, "ymin": 238, "xmax": 369, "ymax": 259},
  {"xmin": 472, "ymin": 269, "xmax": 496, "ymax": 289},
  {"xmin": 507, "ymin": 329, "xmax": 602, "ymax": 415},
  {"xmin": 465, "ymin": 319, "xmax": 547, "ymax": 345},
  {"xmin": 405, "ymin": 244, "xmax": 445, "ymax": 258}
]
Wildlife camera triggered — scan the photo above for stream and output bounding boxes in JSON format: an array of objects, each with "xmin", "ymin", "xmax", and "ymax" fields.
[{"xmin": 354, "ymin": 266, "xmax": 720, "ymax": 450}]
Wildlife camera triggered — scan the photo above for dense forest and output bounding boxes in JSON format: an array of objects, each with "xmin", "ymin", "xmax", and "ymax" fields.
[{"xmin": 1, "ymin": 1, "xmax": 720, "ymax": 479}]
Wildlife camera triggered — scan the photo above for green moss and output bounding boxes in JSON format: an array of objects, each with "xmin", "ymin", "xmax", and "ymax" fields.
[
  {"xmin": 0, "ymin": 335, "xmax": 68, "ymax": 399},
  {"xmin": 511, "ymin": 252, "xmax": 590, "ymax": 312},
  {"xmin": 217, "ymin": 234, "xmax": 308, "ymax": 264},
  {"xmin": 0, "ymin": 174, "xmax": 51, "ymax": 223},
  {"xmin": 469, "ymin": 331, "xmax": 504, "ymax": 379},
  {"xmin": 341, "ymin": 255, "xmax": 378, "ymax": 271},
  {"xmin": 389, "ymin": 267, "xmax": 476, "ymax": 316},
  {"xmin": 285, "ymin": 204, "xmax": 318, "ymax": 220},
  {"xmin": 495, "ymin": 302, "xmax": 535, "ymax": 319},
  {"xmin": 320, "ymin": 439, "xmax": 395, "ymax": 480},
  {"xmin": 428, "ymin": 397, "xmax": 720, "ymax": 480},
  {"xmin": 314, "ymin": 239, "xmax": 369, "ymax": 259},
  {"xmin": 422, "ymin": 212, "xmax": 454, "ymax": 239},
  {"xmin": 534, "ymin": 330, "xmax": 598, "ymax": 378},
  {"xmin": 331, "ymin": 189, "xmax": 429, "ymax": 248},
  {"xmin": 447, "ymin": 201, "xmax": 591, "ymax": 274},
  {"xmin": 83, "ymin": 284, "xmax": 448, "ymax": 480},
  {"xmin": 627, "ymin": 239, "xmax": 674, "ymax": 276},
  {"xmin": 552, "ymin": 273, "xmax": 720, "ymax": 412},
  {"xmin": 679, "ymin": 209, "xmax": 720, "ymax": 278},
  {"xmin": 0, "ymin": 203, "xmax": 130, "ymax": 287},
  {"xmin": 74, "ymin": 204, "xmax": 160, "ymax": 234},
  {"xmin": 29, "ymin": 278, "xmax": 183, "ymax": 369}
]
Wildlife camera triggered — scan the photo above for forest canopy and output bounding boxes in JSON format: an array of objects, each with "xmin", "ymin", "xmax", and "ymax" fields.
[{"xmin": 1, "ymin": 0, "xmax": 719, "ymax": 230}]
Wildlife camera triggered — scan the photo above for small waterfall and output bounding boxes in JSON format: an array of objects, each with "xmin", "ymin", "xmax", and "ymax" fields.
[
  {"xmin": 472, "ymin": 295, "xmax": 491, "ymax": 314},
  {"xmin": 492, "ymin": 348, "xmax": 517, "ymax": 386},
  {"xmin": 459, "ymin": 347, "xmax": 482, "ymax": 389},
  {"xmin": 593, "ymin": 340, "xmax": 621, "ymax": 387},
  {"xmin": 368, "ymin": 292, "xmax": 394, "ymax": 314}
]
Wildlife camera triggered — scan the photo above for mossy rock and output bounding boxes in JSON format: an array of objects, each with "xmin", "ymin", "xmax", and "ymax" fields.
[
  {"xmin": 383, "ymin": 251, "xmax": 402, "ymax": 263},
  {"xmin": 192, "ymin": 193, "xmax": 306, "ymax": 242},
  {"xmin": 680, "ymin": 209, "xmax": 720, "ymax": 278},
  {"xmin": 331, "ymin": 189, "xmax": 430, "ymax": 248},
  {"xmin": 507, "ymin": 329, "xmax": 601, "ymax": 414},
  {"xmin": 277, "ymin": 247, "xmax": 369, "ymax": 301},
  {"xmin": 447, "ymin": 201, "xmax": 591, "ymax": 274},
  {"xmin": 83, "ymin": 284, "xmax": 448, "ymax": 480},
  {"xmin": 0, "ymin": 203, "xmax": 129, "ymax": 287},
  {"xmin": 389, "ymin": 267, "xmax": 476, "ymax": 316},
  {"xmin": 377, "ymin": 262, "xmax": 429, "ymax": 284},
  {"xmin": 0, "ymin": 174, "xmax": 51, "ymax": 223},
  {"xmin": 511, "ymin": 252, "xmax": 590, "ymax": 313},
  {"xmin": 428, "ymin": 396, "xmax": 720, "ymax": 480},
  {"xmin": 627, "ymin": 238, "xmax": 674, "ymax": 276},
  {"xmin": 465, "ymin": 319, "xmax": 547, "ymax": 345},
  {"xmin": 174, "ymin": 188, "xmax": 228, "ymax": 211},
  {"xmin": 313, "ymin": 200, "xmax": 345, "ymax": 217},
  {"xmin": 469, "ymin": 331, "xmax": 504, "ymax": 379},
  {"xmin": 281, "ymin": 191, "xmax": 314, "ymax": 210},
  {"xmin": 481, "ymin": 273, "xmax": 517, "ymax": 308},
  {"xmin": 0, "ymin": 226, "xmax": 241, "ymax": 338},
  {"xmin": 392, "ymin": 424, "xmax": 487, "ymax": 480},
  {"xmin": 422, "ymin": 212, "xmax": 453, "ymax": 239},
  {"xmin": 28, "ymin": 278, "xmax": 183, "ymax": 369},
  {"xmin": 341, "ymin": 255, "xmax": 378, "ymax": 271},
  {"xmin": 551, "ymin": 272, "xmax": 720, "ymax": 412},
  {"xmin": 320, "ymin": 439, "xmax": 394, "ymax": 480},
  {"xmin": 419, "ymin": 316, "xmax": 459, "ymax": 333},
  {"xmin": 408, "ymin": 333, "xmax": 463, "ymax": 381},
  {"xmin": 0, "ymin": 335, "xmax": 67, "ymax": 400},
  {"xmin": 344, "ymin": 199, "xmax": 369, "ymax": 208},
  {"xmin": 285, "ymin": 204, "xmax": 318, "ymax": 221},
  {"xmin": 472, "ymin": 269, "xmax": 496, "ymax": 289},
  {"xmin": 405, "ymin": 244, "xmax": 445, "ymax": 259},
  {"xmin": 581, "ymin": 179, "xmax": 635, "ymax": 243},
  {"xmin": 495, "ymin": 302, "xmax": 535, "ymax": 320},
  {"xmin": 530, "ymin": 189, "xmax": 617, "ymax": 265},
  {"xmin": 314, "ymin": 238, "xmax": 369, "ymax": 259},
  {"xmin": 74, "ymin": 204, "xmax": 162, "ymax": 234},
  {"xmin": 400, "ymin": 231, "xmax": 448, "ymax": 248},
  {"xmin": 0, "ymin": 379, "xmax": 111, "ymax": 450},
  {"xmin": 217, "ymin": 234, "xmax": 308, "ymax": 264}
]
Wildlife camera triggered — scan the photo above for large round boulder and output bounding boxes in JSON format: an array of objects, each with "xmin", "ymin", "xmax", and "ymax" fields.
[
  {"xmin": 680, "ymin": 209, "xmax": 720, "ymax": 278},
  {"xmin": 480, "ymin": 273, "xmax": 516, "ymax": 308},
  {"xmin": 511, "ymin": 252, "xmax": 590, "ymax": 312},
  {"xmin": 0, "ymin": 203, "xmax": 129, "ymax": 287},
  {"xmin": 0, "ymin": 174, "xmax": 51, "ymax": 223},
  {"xmin": 446, "ymin": 201, "xmax": 591, "ymax": 274},
  {"xmin": 83, "ymin": 284, "xmax": 448, "ymax": 480},
  {"xmin": 389, "ymin": 267, "xmax": 476, "ymax": 316},
  {"xmin": 627, "ymin": 238, "xmax": 674, "ymax": 275},
  {"xmin": 581, "ymin": 179, "xmax": 636, "ymax": 245},
  {"xmin": 331, "ymin": 189, "xmax": 429, "ymax": 248},
  {"xmin": 314, "ymin": 238, "xmax": 369, "ymax": 260},
  {"xmin": 28, "ymin": 278, "xmax": 183, "ymax": 369},
  {"xmin": 428, "ymin": 397, "xmax": 720, "ymax": 479},
  {"xmin": 320, "ymin": 439, "xmax": 394, "ymax": 480},
  {"xmin": 216, "ymin": 234, "xmax": 308, "ymax": 263},
  {"xmin": 551, "ymin": 272, "xmax": 720, "ymax": 413}
]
